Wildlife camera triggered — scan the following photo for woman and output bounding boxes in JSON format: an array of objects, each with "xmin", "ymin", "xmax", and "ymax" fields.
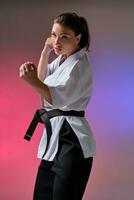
[{"xmin": 20, "ymin": 12, "xmax": 96, "ymax": 200}]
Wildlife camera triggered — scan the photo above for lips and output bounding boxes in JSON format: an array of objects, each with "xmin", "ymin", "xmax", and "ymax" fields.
[{"xmin": 54, "ymin": 46, "xmax": 62, "ymax": 51}]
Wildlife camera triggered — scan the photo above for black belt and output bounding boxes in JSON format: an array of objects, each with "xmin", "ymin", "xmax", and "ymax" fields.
[{"xmin": 24, "ymin": 109, "xmax": 85, "ymax": 158}]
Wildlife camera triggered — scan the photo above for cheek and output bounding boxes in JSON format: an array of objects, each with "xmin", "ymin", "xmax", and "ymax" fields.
[
  {"xmin": 66, "ymin": 44, "xmax": 77, "ymax": 52},
  {"xmin": 63, "ymin": 40, "xmax": 77, "ymax": 49},
  {"xmin": 62, "ymin": 45, "xmax": 73, "ymax": 53}
]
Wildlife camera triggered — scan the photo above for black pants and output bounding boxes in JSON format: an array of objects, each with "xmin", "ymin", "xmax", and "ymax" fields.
[{"xmin": 33, "ymin": 119, "xmax": 93, "ymax": 200}]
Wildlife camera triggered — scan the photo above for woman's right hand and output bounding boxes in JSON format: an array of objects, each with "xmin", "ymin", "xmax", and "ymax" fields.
[{"xmin": 42, "ymin": 37, "xmax": 54, "ymax": 54}]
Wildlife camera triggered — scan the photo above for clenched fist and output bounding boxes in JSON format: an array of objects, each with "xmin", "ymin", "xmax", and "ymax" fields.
[{"xmin": 19, "ymin": 61, "xmax": 38, "ymax": 84}]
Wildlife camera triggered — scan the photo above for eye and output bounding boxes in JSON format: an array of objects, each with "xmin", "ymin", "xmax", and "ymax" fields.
[
  {"xmin": 51, "ymin": 32, "xmax": 56, "ymax": 37},
  {"xmin": 61, "ymin": 35, "xmax": 69, "ymax": 39}
]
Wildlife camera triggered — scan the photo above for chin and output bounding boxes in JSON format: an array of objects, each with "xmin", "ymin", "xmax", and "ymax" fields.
[{"xmin": 54, "ymin": 49, "xmax": 64, "ymax": 56}]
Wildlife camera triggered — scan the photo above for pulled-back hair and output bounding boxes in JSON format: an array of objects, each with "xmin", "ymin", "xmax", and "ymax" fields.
[{"xmin": 54, "ymin": 12, "xmax": 90, "ymax": 50}]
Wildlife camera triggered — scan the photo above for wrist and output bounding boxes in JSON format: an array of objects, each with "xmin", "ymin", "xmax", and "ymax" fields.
[{"xmin": 42, "ymin": 46, "xmax": 51, "ymax": 56}]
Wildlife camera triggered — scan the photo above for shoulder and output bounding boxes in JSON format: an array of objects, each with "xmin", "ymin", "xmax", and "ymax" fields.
[{"xmin": 71, "ymin": 50, "xmax": 91, "ymax": 73}]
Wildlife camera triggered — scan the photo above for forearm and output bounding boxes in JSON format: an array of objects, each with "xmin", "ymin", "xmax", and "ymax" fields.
[
  {"xmin": 37, "ymin": 37, "xmax": 54, "ymax": 81},
  {"xmin": 28, "ymin": 78, "xmax": 52, "ymax": 104},
  {"xmin": 37, "ymin": 50, "xmax": 49, "ymax": 81}
]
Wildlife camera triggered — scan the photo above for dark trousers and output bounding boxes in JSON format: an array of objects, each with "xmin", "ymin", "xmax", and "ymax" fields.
[{"xmin": 33, "ymin": 119, "xmax": 93, "ymax": 200}]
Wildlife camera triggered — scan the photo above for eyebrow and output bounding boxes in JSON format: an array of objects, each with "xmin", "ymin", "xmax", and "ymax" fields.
[{"xmin": 51, "ymin": 31, "xmax": 71, "ymax": 36}]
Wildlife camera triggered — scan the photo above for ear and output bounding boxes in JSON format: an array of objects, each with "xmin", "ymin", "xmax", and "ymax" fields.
[{"xmin": 75, "ymin": 34, "xmax": 82, "ymax": 44}]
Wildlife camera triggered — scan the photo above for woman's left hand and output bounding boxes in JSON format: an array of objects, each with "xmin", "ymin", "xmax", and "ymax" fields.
[
  {"xmin": 19, "ymin": 62, "xmax": 38, "ymax": 84},
  {"xmin": 19, "ymin": 61, "xmax": 52, "ymax": 104}
]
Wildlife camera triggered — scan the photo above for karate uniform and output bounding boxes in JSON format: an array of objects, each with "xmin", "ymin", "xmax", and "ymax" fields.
[{"xmin": 33, "ymin": 48, "xmax": 96, "ymax": 200}]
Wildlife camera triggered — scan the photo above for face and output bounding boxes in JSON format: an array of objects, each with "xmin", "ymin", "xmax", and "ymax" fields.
[{"xmin": 51, "ymin": 23, "xmax": 81, "ymax": 58}]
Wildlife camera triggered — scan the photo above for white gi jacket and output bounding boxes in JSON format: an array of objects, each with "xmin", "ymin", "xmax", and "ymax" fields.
[{"xmin": 38, "ymin": 48, "xmax": 96, "ymax": 161}]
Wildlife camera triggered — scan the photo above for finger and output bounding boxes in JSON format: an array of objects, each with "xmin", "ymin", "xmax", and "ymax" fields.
[
  {"xmin": 20, "ymin": 64, "xmax": 27, "ymax": 74},
  {"xmin": 19, "ymin": 64, "xmax": 25, "ymax": 71},
  {"xmin": 19, "ymin": 68, "xmax": 25, "ymax": 78},
  {"xmin": 20, "ymin": 63, "xmax": 36, "ymax": 73},
  {"xmin": 24, "ymin": 64, "xmax": 32, "ymax": 72},
  {"xmin": 25, "ymin": 61, "xmax": 33, "ymax": 66},
  {"xmin": 27, "ymin": 63, "xmax": 36, "ymax": 71},
  {"xmin": 21, "ymin": 64, "xmax": 28, "ymax": 72},
  {"xmin": 31, "ymin": 65, "xmax": 35, "ymax": 70}
]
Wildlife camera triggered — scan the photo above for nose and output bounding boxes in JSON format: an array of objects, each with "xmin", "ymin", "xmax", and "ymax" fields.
[{"xmin": 54, "ymin": 36, "xmax": 60, "ymax": 46}]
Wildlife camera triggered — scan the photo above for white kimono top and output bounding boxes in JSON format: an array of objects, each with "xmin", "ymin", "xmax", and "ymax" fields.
[{"xmin": 38, "ymin": 48, "xmax": 96, "ymax": 161}]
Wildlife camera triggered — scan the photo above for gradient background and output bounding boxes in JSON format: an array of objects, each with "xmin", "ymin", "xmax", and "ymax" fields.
[{"xmin": 0, "ymin": 0, "xmax": 134, "ymax": 199}]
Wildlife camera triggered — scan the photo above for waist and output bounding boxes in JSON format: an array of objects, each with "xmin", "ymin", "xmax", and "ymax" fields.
[
  {"xmin": 24, "ymin": 109, "xmax": 85, "ymax": 141},
  {"xmin": 45, "ymin": 109, "xmax": 85, "ymax": 118}
]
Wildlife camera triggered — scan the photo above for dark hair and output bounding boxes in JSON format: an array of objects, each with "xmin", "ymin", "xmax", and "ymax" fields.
[{"xmin": 54, "ymin": 12, "xmax": 90, "ymax": 51}]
